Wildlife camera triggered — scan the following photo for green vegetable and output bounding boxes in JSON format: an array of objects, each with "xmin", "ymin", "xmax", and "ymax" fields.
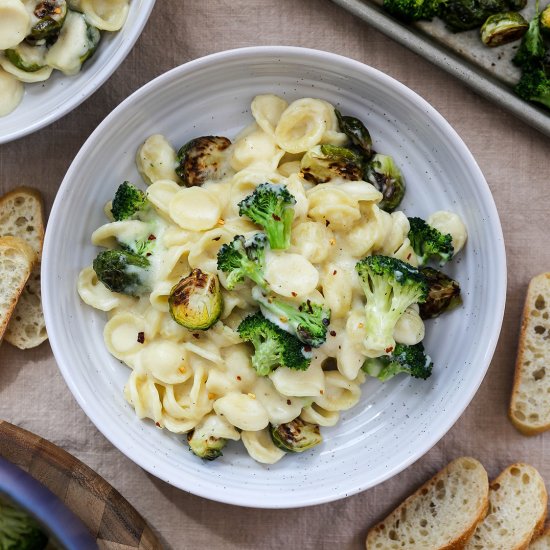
[
  {"xmin": 111, "ymin": 181, "xmax": 148, "ymax": 221},
  {"xmin": 216, "ymin": 233, "xmax": 268, "ymax": 290},
  {"xmin": 253, "ymin": 288, "xmax": 331, "ymax": 348},
  {"xmin": 169, "ymin": 269, "xmax": 223, "ymax": 330},
  {"xmin": 419, "ymin": 266, "xmax": 463, "ymax": 319},
  {"xmin": 364, "ymin": 153, "xmax": 406, "ymax": 212},
  {"xmin": 356, "ymin": 255, "xmax": 428, "ymax": 355},
  {"xmin": 187, "ymin": 429, "xmax": 226, "ymax": 461},
  {"xmin": 513, "ymin": 2, "xmax": 546, "ymax": 66},
  {"xmin": 541, "ymin": 3, "xmax": 550, "ymax": 34},
  {"xmin": 92, "ymin": 249, "xmax": 150, "ymax": 296},
  {"xmin": 80, "ymin": 21, "xmax": 100, "ymax": 64},
  {"xmin": 270, "ymin": 418, "xmax": 322, "ymax": 453},
  {"xmin": 362, "ymin": 342, "xmax": 433, "ymax": 381},
  {"xmin": 238, "ymin": 183, "xmax": 296, "ymax": 250},
  {"xmin": 300, "ymin": 144, "xmax": 363, "ymax": 184},
  {"xmin": 4, "ymin": 43, "xmax": 47, "ymax": 72},
  {"xmin": 28, "ymin": 0, "xmax": 67, "ymax": 39},
  {"xmin": 408, "ymin": 217, "xmax": 454, "ymax": 266},
  {"xmin": 480, "ymin": 12, "xmax": 529, "ymax": 46},
  {"xmin": 0, "ymin": 498, "xmax": 48, "ymax": 550},
  {"xmin": 237, "ymin": 312, "xmax": 311, "ymax": 376},
  {"xmin": 440, "ymin": 0, "xmax": 527, "ymax": 32},
  {"xmin": 335, "ymin": 110, "xmax": 373, "ymax": 157},
  {"xmin": 516, "ymin": 63, "xmax": 550, "ymax": 109},
  {"xmin": 175, "ymin": 136, "xmax": 232, "ymax": 186},
  {"xmin": 383, "ymin": 0, "xmax": 441, "ymax": 21}
]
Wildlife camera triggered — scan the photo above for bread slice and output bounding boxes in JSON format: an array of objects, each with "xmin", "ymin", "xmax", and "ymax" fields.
[
  {"xmin": 366, "ymin": 457, "xmax": 489, "ymax": 550},
  {"xmin": 0, "ymin": 187, "xmax": 47, "ymax": 349},
  {"xmin": 510, "ymin": 273, "xmax": 550, "ymax": 435},
  {"xmin": 530, "ymin": 529, "xmax": 550, "ymax": 550},
  {"xmin": 0, "ymin": 236, "xmax": 36, "ymax": 341},
  {"xmin": 464, "ymin": 463, "xmax": 547, "ymax": 550}
]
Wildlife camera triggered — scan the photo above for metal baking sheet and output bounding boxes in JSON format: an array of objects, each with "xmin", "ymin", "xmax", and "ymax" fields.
[{"xmin": 330, "ymin": 0, "xmax": 550, "ymax": 137}]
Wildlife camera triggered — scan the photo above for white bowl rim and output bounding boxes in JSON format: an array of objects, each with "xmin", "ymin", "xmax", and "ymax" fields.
[
  {"xmin": 43, "ymin": 45, "xmax": 507, "ymax": 508},
  {"xmin": 0, "ymin": 0, "xmax": 156, "ymax": 145}
]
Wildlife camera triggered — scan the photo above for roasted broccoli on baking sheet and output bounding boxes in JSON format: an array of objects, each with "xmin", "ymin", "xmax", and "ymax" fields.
[
  {"xmin": 408, "ymin": 216, "xmax": 454, "ymax": 266},
  {"xmin": 270, "ymin": 418, "xmax": 322, "ymax": 453},
  {"xmin": 362, "ymin": 342, "xmax": 433, "ymax": 381},
  {"xmin": 383, "ymin": 0, "xmax": 442, "ymax": 21},
  {"xmin": 216, "ymin": 233, "xmax": 268, "ymax": 290},
  {"xmin": 237, "ymin": 312, "xmax": 311, "ymax": 376},
  {"xmin": 175, "ymin": 136, "xmax": 232, "ymax": 186},
  {"xmin": 300, "ymin": 144, "xmax": 363, "ymax": 183},
  {"xmin": 169, "ymin": 269, "xmax": 223, "ymax": 330},
  {"xmin": 238, "ymin": 183, "xmax": 296, "ymax": 250},
  {"xmin": 419, "ymin": 267, "xmax": 463, "ymax": 319},
  {"xmin": 252, "ymin": 288, "xmax": 330, "ymax": 348},
  {"xmin": 356, "ymin": 255, "xmax": 428, "ymax": 355},
  {"xmin": 364, "ymin": 153, "xmax": 406, "ymax": 212},
  {"xmin": 92, "ymin": 249, "xmax": 150, "ymax": 296},
  {"xmin": 0, "ymin": 497, "xmax": 48, "ymax": 550}
]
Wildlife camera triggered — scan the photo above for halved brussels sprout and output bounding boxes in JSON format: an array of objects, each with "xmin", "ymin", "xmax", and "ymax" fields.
[
  {"xmin": 481, "ymin": 11, "xmax": 528, "ymax": 46},
  {"xmin": 29, "ymin": 0, "xmax": 68, "ymax": 39},
  {"xmin": 169, "ymin": 269, "xmax": 223, "ymax": 330},
  {"xmin": 419, "ymin": 266, "xmax": 462, "ymax": 319},
  {"xmin": 300, "ymin": 144, "xmax": 363, "ymax": 183},
  {"xmin": 335, "ymin": 109, "xmax": 373, "ymax": 158},
  {"xmin": 4, "ymin": 42, "xmax": 47, "ymax": 72},
  {"xmin": 175, "ymin": 136, "xmax": 232, "ymax": 186},
  {"xmin": 364, "ymin": 153, "xmax": 406, "ymax": 212},
  {"xmin": 270, "ymin": 418, "xmax": 322, "ymax": 453},
  {"xmin": 187, "ymin": 429, "xmax": 226, "ymax": 461}
]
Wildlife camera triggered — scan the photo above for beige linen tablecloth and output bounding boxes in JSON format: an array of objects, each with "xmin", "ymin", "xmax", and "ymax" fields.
[{"xmin": 1, "ymin": 1, "xmax": 549, "ymax": 548}]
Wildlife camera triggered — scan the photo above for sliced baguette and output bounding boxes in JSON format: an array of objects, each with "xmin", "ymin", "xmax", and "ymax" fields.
[
  {"xmin": 530, "ymin": 529, "xmax": 550, "ymax": 550},
  {"xmin": 0, "ymin": 187, "xmax": 47, "ymax": 349},
  {"xmin": 464, "ymin": 463, "xmax": 547, "ymax": 550},
  {"xmin": 366, "ymin": 457, "xmax": 489, "ymax": 550},
  {"xmin": 0, "ymin": 236, "xmax": 36, "ymax": 341},
  {"xmin": 510, "ymin": 273, "xmax": 550, "ymax": 435}
]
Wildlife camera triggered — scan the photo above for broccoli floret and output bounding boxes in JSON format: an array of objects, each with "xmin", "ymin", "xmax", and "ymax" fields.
[
  {"xmin": 111, "ymin": 181, "xmax": 148, "ymax": 221},
  {"xmin": 253, "ymin": 288, "xmax": 330, "ymax": 348},
  {"xmin": 356, "ymin": 255, "xmax": 428, "ymax": 354},
  {"xmin": 216, "ymin": 233, "xmax": 268, "ymax": 290},
  {"xmin": 238, "ymin": 183, "xmax": 296, "ymax": 250},
  {"xmin": 513, "ymin": 5, "xmax": 546, "ymax": 67},
  {"xmin": 362, "ymin": 342, "xmax": 433, "ymax": 381},
  {"xmin": 383, "ymin": 0, "xmax": 441, "ymax": 21},
  {"xmin": 93, "ymin": 249, "xmax": 150, "ymax": 296},
  {"xmin": 515, "ymin": 63, "xmax": 550, "ymax": 109},
  {"xmin": 440, "ymin": 0, "xmax": 527, "ymax": 31},
  {"xmin": 0, "ymin": 498, "xmax": 48, "ymax": 550},
  {"xmin": 408, "ymin": 217, "xmax": 454, "ymax": 266},
  {"xmin": 237, "ymin": 312, "xmax": 311, "ymax": 376}
]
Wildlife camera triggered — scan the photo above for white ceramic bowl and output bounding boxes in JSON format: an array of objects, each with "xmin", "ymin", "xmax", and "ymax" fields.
[
  {"xmin": 43, "ymin": 46, "xmax": 506, "ymax": 508},
  {"xmin": 0, "ymin": 0, "xmax": 156, "ymax": 144}
]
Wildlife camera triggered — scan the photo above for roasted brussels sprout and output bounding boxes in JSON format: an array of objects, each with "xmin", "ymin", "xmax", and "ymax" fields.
[
  {"xmin": 175, "ymin": 136, "xmax": 231, "ymax": 186},
  {"xmin": 4, "ymin": 43, "xmax": 47, "ymax": 72},
  {"xmin": 419, "ymin": 267, "xmax": 462, "ymax": 319},
  {"xmin": 335, "ymin": 110, "xmax": 373, "ymax": 157},
  {"xmin": 187, "ymin": 429, "xmax": 226, "ymax": 461},
  {"xmin": 169, "ymin": 269, "xmax": 223, "ymax": 330},
  {"xmin": 93, "ymin": 249, "xmax": 150, "ymax": 296},
  {"xmin": 364, "ymin": 153, "xmax": 406, "ymax": 212},
  {"xmin": 270, "ymin": 418, "xmax": 322, "ymax": 453},
  {"xmin": 440, "ymin": 0, "xmax": 527, "ymax": 32},
  {"xmin": 0, "ymin": 497, "xmax": 48, "ymax": 550},
  {"xmin": 481, "ymin": 11, "xmax": 528, "ymax": 46},
  {"xmin": 28, "ymin": 0, "xmax": 67, "ymax": 40},
  {"xmin": 300, "ymin": 144, "xmax": 363, "ymax": 184},
  {"xmin": 80, "ymin": 21, "xmax": 100, "ymax": 64}
]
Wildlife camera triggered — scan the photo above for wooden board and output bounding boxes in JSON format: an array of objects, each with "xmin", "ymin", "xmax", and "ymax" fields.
[{"xmin": 0, "ymin": 420, "xmax": 163, "ymax": 550}]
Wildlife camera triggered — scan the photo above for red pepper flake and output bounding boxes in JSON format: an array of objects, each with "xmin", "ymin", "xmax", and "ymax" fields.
[
  {"xmin": 330, "ymin": 330, "xmax": 336, "ymax": 337},
  {"xmin": 236, "ymin": 376, "xmax": 242, "ymax": 381},
  {"xmin": 303, "ymin": 345, "xmax": 312, "ymax": 353},
  {"xmin": 148, "ymin": 234, "xmax": 156, "ymax": 241},
  {"xmin": 291, "ymin": 291, "xmax": 297, "ymax": 297},
  {"xmin": 146, "ymin": 252, "xmax": 152, "ymax": 257},
  {"xmin": 407, "ymin": 253, "xmax": 412, "ymax": 260},
  {"xmin": 333, "ymin": 270, "xmax": 337, "ymax": 276},
  {"xmin": 192, "ymin": 333, "xmax": 200, "ymax": 339},
  {"xmin": 212, "ymin": 236, "xmax": 221, "ymax": 241},
  {"xmin": 385, "ymin": 346, "xmax": 394, "ymax": 353},
  {"xmin": 137, "ymin": 332, "xmax": 145, "ymax": 344},
  {"xmin": 325, "ymin": 219, "xmax": 330, "ymax": 227},
  {"xmin": 272, "ymin": 214, "xmax": 281, "ymax": 221},
  {"xmin": 320, "ymin": 390, "xmax": 324, "ymax": 395},
  {"xmin": 155, "ymin": 422, "xmax": 161, "ymax": 427},
  {"xmin": 286, "ymin": 399, "xmax": 291, "ymax": 405}
]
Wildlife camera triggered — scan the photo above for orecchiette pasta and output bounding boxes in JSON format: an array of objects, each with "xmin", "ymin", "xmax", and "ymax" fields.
[{"xmin": 78, "ymin": 94, "xmax": 467, "ymax": 463}]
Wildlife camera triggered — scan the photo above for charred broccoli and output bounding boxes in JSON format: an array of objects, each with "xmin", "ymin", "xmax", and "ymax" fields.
[
  {"xmin": 238, "ymin": 183, "xmax": 296, "ymax": 250},
  {"xmin": 93, "ymin": 249, "xmax": 150, "ymax": 296},
  {"xmin": 216, "ymin": 233, "xmax": 268, "ymax": 290},
  {"xmin": 111, "ymin": 181, "xmax": 148, "ymax": 221},
  {"xmin": 356, "ymin": 255, "xmax": 428, "ymax": 355},
  {"xmin": 383, "ymin": 0, "xmax": 441, "ymax": 21},
  {"xmin": 237, "ymin": 312, "xmax": 311, "ymax": 376},
  {"xmin": 253, "ymin": 288, "xmax": 330, "ymax": 348},
  {"xmin": 362, "ymin": 342, "xmax": 433, "ymax": 381},
  {"xmin": 408, "ymin": 216, "xmax": 454, "ymax": 266},
  {"xmin": 440, "ymin": 0, "xmax": 527, "ymax": 32},
  {"xmin": 515, "ymin": 63, "xmax": 550, "ymax": 109},
  {"xmin": 0, "ymin": 497, "xmax": 48, "ymax": 550},
  {"xmin": 420, "ymin": 267, "xmax": 463, "ymax": 319},
  {"xmin": 300, "ymin": 144, "xmax": 363, "ymax": 183},
  {"xmin": 335, "ymin": 109, "xmax": 373, "ymax": 158},
  {"xmin": 270, "ymin": 418, "xmax": 322, "ymax": 452},
  {"xmin": 364, "ymin": 153, "xmax": 406, "ymax": 212}
]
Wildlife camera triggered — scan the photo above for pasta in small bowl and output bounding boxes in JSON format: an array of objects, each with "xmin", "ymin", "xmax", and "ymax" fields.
[{"xmin": 42, "ymin": 46, "xmax": 506, "ymax": 508}]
